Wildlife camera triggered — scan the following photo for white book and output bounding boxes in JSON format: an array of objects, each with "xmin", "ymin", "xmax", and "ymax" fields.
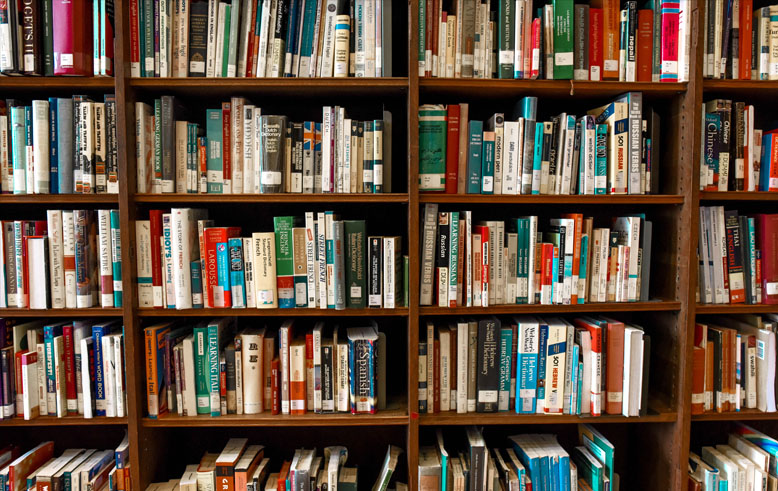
[
  {"xmin": 53, "ymin": 335, "xmax": 66, "ymax": 417},
  {"xmin": 80, "ymin": 337, "xmax": 94, "ymax": 418},
  {"xmin": 355, "ymin": 0, "xmax": 366, "ymax": 76},
  {"xmin": 257, "ymin": 0, "xmax": 274, "ymax": 76},
  {"xmin": 171, "ymin": 209, "xmax": 194, "ymax": 309},
  {"xmin": 20, "ymin": 352, "xmax": 38, "ymax": 420},
  {"xmin": 135, "ymin": 220, "xmax": 154, "ymax": 307},
  {"xmin": 113, "ymin": 334, "xmax": 125, "ymax": 418},
  {"xmin": 182, "ymin": 334, "xmax": 197, "ymax": 416},
  {"xmin": 231, "ymin": 98, "xmax": 245, "ymax": 194},
  {"xmin": 337, "ymin": 340, "xmax": 350, "ymax": 412},
  {"xmin": 46, "ymin": 211, "xmax": 65, "ymax": 309},
  {"xmin": 102, "ymin": 333, "xmax": 116, "ymax": 418},
  {"xmin": 73, "ymin": 323, "xmax": 89, "ymax": 414},
  {"xmin": 162, "ymin": 213, "xmax": 174, "ymax": 308},
  {"xmin": 97, "ymin": 210, "xmax": 113, "ymax": 307},
  {"xmin": 342, "ymin": 118, "xmax": 351, "ymax": 193},
  {"xmin": 439, "ymin": 328, "xmax": 450, "ymax": 412},
  {"xmin": 543, "ymin": 320, "xmax": 567, "ymax": 414},
  {"xmin": 235, "ymin": 340, "xmax": 243, "ymax": 415},
  {"xmin": 36, "ymin": 343, "xmax": 47, "ymax": 416},
  {"xmin": 243, "ymin": 105, "xmax": 255, "ymax": 193},
  {"xmin": 718, "ymin": 445, "xmax": 755, "ymax": 491},
  {"xmin": 251, "ymin": 232, "xmax": 277, "ymax": 308},
  {"xmin": 206, "ymin": 0, "xmax": 220, "ymax": 77},
  {"xmin": 27, "ymin": 237, "xmax": 49, "ymax": 309},
  {"xmin": 174, "ymin": 0, "xmax": 189, "ymax": 77},
  {"xmin": 305, "ymin": 212, "xmax": 317, "ymax": 308},
  {"xmin": 159, "ymin": 0, "xmax": 171, "ymax": 77},
  {"xmin": 317, "ymin": 212, "xmax": 327, "ymax": 309},
  {"xmin": 252, "ymin": 108, "xmax": 262, "ymax": 193},
  {"xmin": 215, "ymin": 2, "xmax": 227, "ymax": 76},
  {"xmin": 61, "ymin": 211, "xmax": 77, "ymax": 308},
  {"xmin": 621, "ymin": 326, "xmax": 639, "ymax": 416},
  {"xmin": 243, "ymin": 237, "xmax": 256, "ymax": 308},
  {"xmin": 383, "ymin": 237, "xmax": 399, "ymax": 308},
  {"xmin": 456, "ymin": 321, "xmax": 468, "ymax": 413},
  {"xmin": 239, "ymin": 329, "xmax": 263, "ymax": 414},
  {"xmin": 135, "ymin": 102, "xmax": 152, "ymax": 193},
  {"xmin": 279, "ymin": 320, "xmax": 294, "ymax": 414},
  {"xmin": 0, "ymin": 113, "xmax": 8, "ymax": 194},
  {"xmin": 319, "ymin": 0, "xmax": 338, "ymax": 76},
  {"xmin": 322, "ymin": 107, "xmax": 333, "ymax": 192},
  {"xmin": 31, "ymin": 100, "xmax": 49, "ymax": 194}
]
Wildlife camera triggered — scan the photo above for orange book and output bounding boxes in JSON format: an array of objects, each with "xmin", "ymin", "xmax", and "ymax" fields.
[
  {"xmin": 277, "ymin": 461, "xmax": 292, "ymax": 491},
  {"xmin": 592, "ymin": 0, "xmax": 620, "ymax": 79},
  {"xmin": 562, "ymin": 214, "xmax": 584, "ymax": 303},
  {"xmin": 740, "ymin": 0, "xmax": 753, "ymax": 79},
  {"xmin": 8, "ymin": 442, "xmax": 54, "ymax": 491},
  {"xmin": 215, "ymin": 438, "xmax": 249, "ymax": 491},
  {"xmin": 691, "ymin": 346, "xmax": 705, "ymax": 414},
  {"xmin": 636, "ymin": 10, "xmax": 654, "ymax": 82},
  {"xmin": 289, "ymin": 338, "xmax": 307, "ymax": 415},
  {"xmin": 234, "ymin": 445, "xmax": 265, "ymax": 491},
  {"xmin": 602, "ymin": 317, "xmax": 625, "ymax": 415}
]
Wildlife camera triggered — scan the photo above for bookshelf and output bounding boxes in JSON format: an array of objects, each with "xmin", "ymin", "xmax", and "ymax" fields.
[{"xmin": 2, "ymin": 0, "xmax": 771, "ymax": 489}]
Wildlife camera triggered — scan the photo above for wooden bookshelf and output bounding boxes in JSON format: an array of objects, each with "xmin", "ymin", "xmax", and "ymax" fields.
[{"xmin": 0, "ymin": 0, "xmax": 728, "ymax": 489}]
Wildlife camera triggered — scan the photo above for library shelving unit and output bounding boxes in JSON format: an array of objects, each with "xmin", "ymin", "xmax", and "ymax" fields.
[{"xmin": 0, "ymin": 0, "xmax": 764, "ymax": 490}]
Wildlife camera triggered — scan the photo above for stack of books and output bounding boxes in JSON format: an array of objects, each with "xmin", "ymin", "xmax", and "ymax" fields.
[
  {"xmin": 693, "ymin": 315, "xmax": 778, "ymax": 414},
  {"xmin": 0, "ymin": 2, "xmax": 113, "ymax": 76},
  {"xmin": 136, "ymin": 209, "xmax": 406, "ymax": 310},
  {"xmin": 0, "ymin": 319, "xmax": 126, "ymax": 420},
  {"xmin": 419, "ymin": 425, "xmax": 617, "ymax": 491},
  {"xmin": 697, "ymin": 208, "xmax": 777, "ymax": 305},
  {"xmin": 145, "ymin": 439, "xmax": 402, "ymax": 491},
  {"xmin": 419, "ymin": 316, "xmax": 650, "ymax": 416},
  {"xmin": 419, "ymin": 93, "xmax": 659, "ymax": 195},
  {"xmin": 129, "ymin": 0, "xmax": 393, "ymax": 78},
  {"xmin": 418, "ymin": 0, "xmax": 691, "ymax": 82},
  {"xmin": 0, "ymin": 210, "xmax": 122, "ymax": 310},
  {"xmin": 144, "ymin": 319, "xmax": 386, "ymax": 418},
  {"xmin": 1, "ymin": 97, "xmax": 120, "ymax": 195},
  {"xmin": 689, "ymin": 424, "xmax": 776, "ymax": 490},
  {"xmin": 703, "ymin": 2, "xmax": 778, "ymax": 80},
  {"xmin": 136, "ymin": 98, "xmax": 392, "ymax": 194},
  {"xmin": 0, "ymin": 436, "xmax": 129, "ymax": 491},
  {"xmin": 420, "ymin": 205, "xmax": 653, "ymax": 307}
]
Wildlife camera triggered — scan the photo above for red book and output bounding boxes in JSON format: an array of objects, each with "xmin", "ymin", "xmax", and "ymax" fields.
[
  {"xmin": 425, "ymin": 0, "xmax": 433, "ymax": 77},
  {"xmin": 740, "ymin": 0, "xmax": 753, "ymax": 79},
  {"xmin": 530, "ymin": 18, "xmax": 541, "ymax": 79},
  {"xmin": 19, "ymin": 221, "xmax": 33, "ymax": 309},
  {"xmin": 276, "ymin": 461, "xmax": 291, "ymax": 491},
  {"xmin": 62, "ymin": 324, "xmax": 77, "ymax": 413},
  {"xmin": 244, "ymin": 1, "xmax": 257, "ymax": 77},
  {"xmin": 433, "ymin": 338, "xmax": 440, "ymax": 413},
  {"xmin": 691, "ymin": 346, "xmax": 705, "ymax": 414},
  {"xmin": 589, "ymin": 9, "xmax": 604, "ymax": 80},
  {"xmin": 541, "ymin": 243, "xmax": 554, "ymax": 302},
  {"xmin": 474, "ymin": 225, "xmax": 489, "ymax": 305},
  {"xmin": 659, "ymin": 0, "xmax": 680, "ymax": 82},
  {"xmin": 222, "ymin": 103, "xmax": 232, "ymax": 192},
  {"xmin": 129, "ymin": 0, "xmax": 140, "ymax": 75},
  {"xmin": 8, "ymin": 442, "xmax": 54, "ymax": 491},
  {"xmin": 574, "ymin": 319, "xmax": 604, "ymax": 416},
  {"xmin": 52, "ymin": 0, "xmax": 92, "ymax": 76},
  {"xmin": 758, "ymin": 214, "xmax": 778, "ymax": 304},
  {"xmin": 445, "ymin": 104, "xmax": 460, "ymax": 194},
  {"xmin": 203, "ymin": 226, "xmax": 241, "ymax": 308},
  {"xmin": 602, "ymin": 317, "xmax": 625, "ymax": 415},
  {"xmin": 270, "ymin": 357, "xmax": 280, "ymax": 415},
  {"xmin": 636, "ymin": 10, "xmax": 654, "ymax": 82},
  {"xmin": 148, "ymin": 210, "xmax": 164, "ymax": 308}
]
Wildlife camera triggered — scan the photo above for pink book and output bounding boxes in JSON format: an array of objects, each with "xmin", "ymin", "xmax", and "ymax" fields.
[
  {"xmin": 53, "ymin": 0, "xmax": 92, "ymax": 76},
  {"xmin": 659, "ymin": 0, "xmax": 680, "ymax": 82}
]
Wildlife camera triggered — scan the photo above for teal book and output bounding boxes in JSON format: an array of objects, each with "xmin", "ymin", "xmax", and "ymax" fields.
[
  {"xmin": 10, "ymin": 106, "xmax": 26, "ymax": 194},
  {"xmin": 110, "ymin": 210, "xmax": 122, "ymax": 307},
  {"xmin": 516, "ymin": 218, "xmax": 529, "ymax": 303},
  {"xmin": 498, "ymin": 0, "xmax": 515, "ymax": 78},
  {"xmin": 418, "ymin": 105, "xmax": 447, "ymax": 192},
  {"xmin": 578, "ymin": 234, "xmax": 588, "ymax": 304},
  {"xmin": 499, "ymin": 326, "xmax": 513, "ymax": 411},
  {"xmin": 466, "ymin": 120, "xmax": 483, "ymax": 194},
  {"xmin": 206, "ymin": 109, "xmax": 223, "ymax": 193},
  {"xmin": 579, "ymin": 423, "xmax": 616, "ymax": 485},
  {"xmin": 553, "ymin": 0, "xmax": 574, "ymax": 79},
  {"xmin": 532, "ymin": 122, "xmax": 544, "ymax": 195},
  {"xmin": 481, "ymin": 131, "xmax": 495, "ymax": 194},
  {"xmin": 221, "ymin": 4, "xmax": 232, "ymax": 77},
  {"xmin": 594, "ymin": 124, "xmax": 608, "ymax": 194}
]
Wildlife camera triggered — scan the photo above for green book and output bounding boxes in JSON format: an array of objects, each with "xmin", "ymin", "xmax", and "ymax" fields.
[
  {"xmin": 418, "ymin": 0, "xmax": 425, "ymax": 76},
  {"xmin": 206, "ymin": 109, "xmax": 223, "ymax": 193},
  {"xmin": 466, "ymin": 120, "xmax": 483, "ymax": 194},
  {"xmin": 273, "ymin": 216, "xmax": 296, "ymax": 308},
  {"xmin": 481, "ymin": 131, "xmax": 495, "ymax": 194},
  {"xmin": 42, "ymin": 0, "xmax": 54, "ymax": 75},
  {"xmin": 344, "ymin": 220, "xmax": 367, "ymax": 309},
  {"xmin": 579, "ymin": 423, "xmax": 616, "ymax": 485},
  {"xmin": 553, "ymin": 0, "xmax": 574, "ymax": 79},
  {"xmin": 226, "ymin": 0, "xmax": 241, "ymax": 76},
  {"xmin": 193, "ymin": 325, "xmax": 210, "ymax": 414},
  {"xmin": 498, "ymin": 0, "xmax": 515, "ymax": 78},
  {"xmin": 221, "ymin": 4, "xmax": 232, "ymax": 77},
  {"xmin": 418, "ymin": 104, "xmax": 447, "ymax": 192},
  {"xmin": 516, "ymin": 218, "xmax": 529, "ymax": 303}
]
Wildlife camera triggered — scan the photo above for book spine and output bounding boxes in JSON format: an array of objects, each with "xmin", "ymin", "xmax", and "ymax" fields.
[
  {"xmin": 228, "ymin": 237, "xmax": 246, "ymax": 308},
  {"xmin": 97, "ymin": 210, "xmax": 114, "ymax": 307}
]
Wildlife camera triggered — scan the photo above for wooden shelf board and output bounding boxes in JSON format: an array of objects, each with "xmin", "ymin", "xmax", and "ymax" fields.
[
  {"xmin": 0, "ymin": 77, "xmax": 115, "ymax": 90},
  {"xmin": 695, "ymin": 304, "xmax": 778, "ymax": 314},
  {"xmin": 142, "ymin": 408, "xmax": 408, "ymax": 427},
  {"xmin": 134, "ymin": 193, "xmax": 409, "ymax": 204},
  {"xmin": 129, "ymin": 77, "xmax": 409, "ymax": 96},
  {"xmin": 699, "ymin": 191, "xmax": 778, "ymax": 201},
  {"xmin": 0, "ymin": 194, "xmax": 119, "ymax": 204},
  {"xmin": 0, "ymin": 416, "xmax": 127, "ymax": 426},
  {"xmin": 419, "ymin": 411, "xmax": 677, "ymax": 425},
  {"xmin": 420, "ymin": 194, "xmax": 684, "ymax": 204},
  {"xmin": 0, "ymin": 308, "xmax": 123, "ymax": 317},
  {"xmin": 420, "ymin": 301, "xmax": 681, "ymax": 315},
  {"xmin": 703, "ymin": 80, "xmax": 778, "ymax": 92},
  {"xmin": 691, "ymin": 409, "xmax": 778, "ymax": 421},
  {"xmin": 137, "ymin": 307, "xmax": 409, "ymax": 317},
  {"xmin": 419, "ymin": 79, "xmax": 687, "ymax": 97}
]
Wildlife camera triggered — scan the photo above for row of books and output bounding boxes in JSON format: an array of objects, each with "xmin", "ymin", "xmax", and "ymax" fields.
[
  {"xmin": 0, "ymin": 210, "xmax": 123, "ymax": 310},
  {"xmin": 420, "ymin": 316, "xmax": 650, "ymax": 417},
  {"xmin": 702, "ymin": 1, "xmax": 778, "ymax": 80},
  {"xmin": 136, "ymin": 209, "xmax": 406, "ymax": 310},
  {"xmin": 135, "ymin": 98, "xmax": 393, "ymax": 194},
  {"xmin": 418, "ymin": 0, "xmax": 691, "ymax": 82},
  {"xmin": 419, "ymin": 425, "xmax": 617, "ymax": 491},
  {"xmin": 0, "ymin": 438, "xmax": 130, "ymax": 491},
  {"xmin": 697, "ymin": 208, "xmax": 776, "ymax": 305},
  {"xmin": 147, "ymin": 440, "xmax": 402, "ymax": 491},
  {"xmin": 144, "ymin": 319, "xmax": 386, "ymax": 418},
  {"xmin": 130, "ymin": 0, "xmax": 393, "ymax": 78},
  {"xmin": 419, "ymin": 93, "xmax": 659, "ymax": 195},
  {"xmin": 420, "ymin": 205, "xmax": 653, "ymax": 307},
  {"xmin": 1, "ymin": 319, "xmax": 125, "ymax": 421},
  {"xmin": 688, "ymin": 424, "xmax": 777, "ymax": 491},
  {"xmin": 0, "ymin": 2, "xmax": 112, "ymax": 76},
  {"xmin": 701, "ymin": 100, "xmax": 766, "ymax": 192},
  {"xmin": 1, "ymin": 97, "xmax": 119, "ymax": 195},
  {"xmin": 693, "ymin": 315, "xmax": 778, "ymax": 414}
]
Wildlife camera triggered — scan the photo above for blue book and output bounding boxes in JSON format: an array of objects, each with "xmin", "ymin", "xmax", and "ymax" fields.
[
  {"xmin": 299, "ymin": 0, "xmax": 318, "ymax": 71},
  {"xmin": 285, "ymin": 0, "xmax": 302, "ymax": 76},
  {"xmin": 510, "ymin": 437, "xmax": 542, "ymax": 486},
  {"xmin": 569, "ymin": 343, "xmax": 580, "ymax": 414},
  {"xmin": 558, "ymin": 446, "xmax": 571, "ymax": 491},
  {"xmin": 536, "ymin": 322, "xmax": 549, "ymax": 411},
  {"xmin": 594, "ymin": 124, "xmax": 608, "ymax": 194},
  {"xmin": 191, "ymin": 260, "xmax": 204, "ymax": 309},
  {"xmin": 466, "ymin": 120, "xmax": 483, "ymax": 194},
  {"xmin": 760, "ymin": 132, "xmax": 776, "ymax": 192},
  {"xmin": 216, "ymin": 242, "xmax": 231, "ymax": 307},
  {"xmin": 228, "ymin": 237, "xmax": 246, "ymax": 308},
  {"xmin": 577, "ymin": 361, "xmax": 584, "ymax": 414},
  {"xmin": 44, "ymin": 322, "xmax": 68, "ymax": 415},
  {"xmin": 551, "ymin": 247, "xmax": 560, "ymax": 302},
  {"xmin": 48, "ymin": 98, "xmax": 58, "ymax": 194},
  {"xmin": 92, "ymin": 320, "xmax": 120, "ymax": 417},
  {"xmin": 578, "ymin": 235, "xmax": 589, "ymax": 305},
  {"xmin": 10, "ymin": 106, "xmax": 26, "ymax": 194},
  {"xmin": 531, "ymin": 122, "xmax": 544, "ymax": 194},
  {"xmin": 516, "ymin": 317, "xmax": 539, "ymax": 414}
]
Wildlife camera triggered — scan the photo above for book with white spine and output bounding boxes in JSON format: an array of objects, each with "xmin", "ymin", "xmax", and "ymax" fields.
[
  {"xmin": 135, "ymin": 220, "xmax": 154, "ymax": 307},
  {"xmin": 31, "ymin": 100, "xmax": 49, "ymax": 194},
  {"xmin": 243, "ymin": 237, "xmax": 256, "ymax": 308},
  {"xmin": 252, "ymin": 232, "xmax": 278, "ymax": 308},
  {"xmin": 96, "ymin": 210, "xmax": 113, "ymax": 307},
  {"xmin": 319, "ymin": 0, "xmax": 339, "ymax": 76},
  {"xmin": 243, "ymin": 105, "xmax": 255, "ymax": 194},
  {"xmin": 46, "ymin": 210, "xmax": 65, "ymax": 308},
  {"xmin": 239, "ymin": 328, "xmax": 264, "ymax": 414},
  {"xmin": 181, "ymin": 334, "xmax": 197, "ymax": 416},
  {"xmin": 113, "ymin": 334, "xmax": 125, "ymax": 417},
  {"xmin": 53, "ymin": 335, "xmax": 67, "ymax": 417},
  {"xmin": 102, "ymin": 333, "xmax": 117, "ymax": 418},
  {"xmin": 305, "ymin": 212, "xmax": 317, "ymax": 308},
  {"xmin": 80, "ymin": 336, "xmax": 95, "ymax": 418}
]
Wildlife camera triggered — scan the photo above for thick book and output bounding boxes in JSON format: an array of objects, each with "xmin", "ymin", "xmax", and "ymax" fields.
[{"xmin": 476, "ymin": 317, "xmax": 499, "ymax": 412}]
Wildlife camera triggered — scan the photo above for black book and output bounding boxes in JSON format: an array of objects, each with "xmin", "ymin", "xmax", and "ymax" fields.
[
  {"xmin": 733, "ymin": 102, "xmax": 745, "ymax": 191},
  {"xmin": 272, "ymin": 0, "xmax": 289, "ymax": 75},
  {"xmin": 344, "ymin": 220, "xmax": 366, "ymax": 308},
  {"xmin": 571, "ymin": 119, "xmax": 582, "ymax": 194},
  {"xmin": 476, "ymin": 317, "xmax": 499, "ymax": 413},
  {"xmin": 644, "ymin": 106, "xmax": 661, "ymax": 194},
  {"xmin": 368, "ymin": 236, "xmax": 382, "ymax": 307},
  {"xmin": 225, "ymin": 343, "xmax": 237, "ymax": 414},
  {"xmin": 436, "ymin": 212, "xmax": 449, "ymax": 307},
  {"xmin": 321, "ymin": 342, "xmax": 334, "ymax": 412},
  {"xmin": 725, "ymin": 210, "xmax": 745, "ymax": 303},
  {"xmin": 466, "ymin": 426, "xmax": 486, "ymax": 491},
  {"xmin": 291, "ymin": 122, "xmax": 304, "ymax": 192},
  {"xmin": 41, "ymin": 0, "xmax": 54, "ymax": 75},
  {"xmin": 626, "ymin": 1, "xmax": 638, "ymax": 78},
  {"xmin": 738, "ymin": 215, "xmax": 753, "ymax": 303},
  {"xmin": 188, "ymin": 0, "xmax": 209, "ymax": 77},
  {"xmin": 258, "ymin": 115, "xmax": 288, "ymax": 193}
]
